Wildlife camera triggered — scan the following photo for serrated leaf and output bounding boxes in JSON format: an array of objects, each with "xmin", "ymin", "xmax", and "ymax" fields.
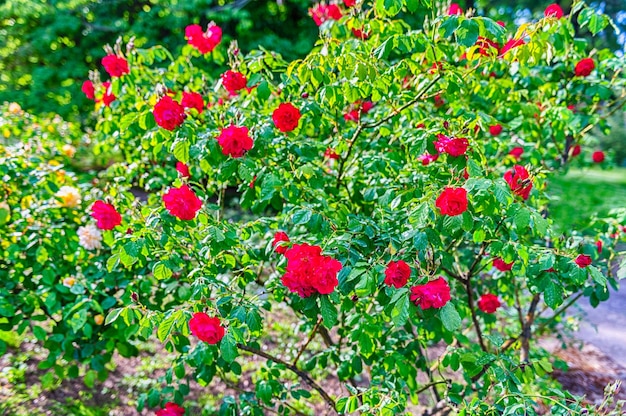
[
  {"xmin": 319, "ymin": 296, "xmax": 338, "ymax": 328},
  {"xmin": 544, "ymin": 281, "xmax": 563, "ymax": 309},
  {"xmin": 391, "ymin": 295, "xmax": 410, "ymax": 327},
  {"xmin": 456, "ymin": 19, "xmax": 480, "ymax": 47},
  {"xmin": 220, "ymin": 333, "xmax": 238, "ymax": 362},
  {"xmin": 440, "ymin": 302, "xmax": 462, "ymax": 331}
]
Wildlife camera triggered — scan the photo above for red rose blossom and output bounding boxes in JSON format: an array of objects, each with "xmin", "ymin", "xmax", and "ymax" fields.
[
  {"xmin": 574, "ymin": 58, "xmax": 595, "ymax": 77},
  {"xmin": 352, "ymin": 28, "xmax": 369, "ymax": 39},
  {"xmin": 181, "ymin": 92, "xmax": 204, "ymax": 114},
  {"xmin": 221, "ymin": 70, "xmax": 248, "ymax": 95},
  {"xmin": 101, "ymin": 54, "xmax": 129, "ymax": 78},
  {"xmin": 409, "ymin": 277, "xmax": 451, "ymax": 309},
  {"xmin": 185, "ymin": 23, "xmax": 222, "ymax": 54},
  {"xmin": 489, "ymin": 124, "xmax": 503, "ymax": 136},
  {"xmin": 448, "ymin": 3, "xmax": 463, "ymax": 15},
  {"xmin": 544, "ymin": 4, "xmax": 564, "ymax": 18},
  {"xmin": 324, "ymin": 148, "xmax": 340, "ymax": 160},
  {"xmin": 436, "ymin": 187, "xmax": 468, "ymax": 216},
  {"xmin": 176, "ymin": 162, "xmax": 190, "ymax": 178},
  {"xmin": 273, "ymin": 231, "xmax": 290, "ymax": 255},
  {"xmin": 272, "ymin": 103, "xmax": 301, "ymax": 132},
  {"xmin": 592, "ymin": 151, "xmax": 605, "ymax": 163},
  {"xmin": 310, "ymin": 4, "xmax": 342, "ymax": 26},
  {"xmin": 504, "ymin": 165, "xmax": 532, "ymax": 200},
  {"xmin": 384, "ymin": 260, "xmax": 411, "ymax": 289},
  {"xmin": 434, "ymin": 134, "xmax": 469, "ymax": 157},
  {"xmin": 478, "ymin": 294, "xmax": 501, "ymax": 314},
  {"xmin": 156, "ymin": 402, "xmax": 186, "ymax": 416},
  {"xmin": 492, "ymin": 258, "xmax": 514, "ymax": 272},
  {"xmin": 509, "ymin": 147, "xmax": 524, "ymax": 160},
  {"xmin": 574, "ymin": 254, "xmax": 592, "ymax": 268},
  {"xmin": 100, "ymin": 82, "xmax": 116, "ymax": 106},
  {"xmin": 91, "ymin": 200, "xmax": 122, "ymax": 230},
  {"xmin": 418, "ymin": 153, "xmax": 439, "ymax": 166},
  {"xmin": 188, "ymin": 313, "xmax": 225, "ymax": 344},
  {"xmin": 281, "ymin": 243, "xmax": 341, "ymax": 298},
  {"xmin": 153, "ymin": 96, "xmax": 185, "ymax": 131},
  {"xmin": 163, "ymin": 185, "xmax": 202, "ymax": 220},
  {"xmin": 571, "ymin": 144, "xmax": 582, "ymax": 157},
  {"xmin": 82, "ymin": 80, "xmax": 95, "ymax": 100},
  {"xmin": 216, "ymin": 125, "xmax": 254, "ymax": 158},
  {"xmin": 343, "ymin": 0, "xmax": 356, "ymax": 6}
]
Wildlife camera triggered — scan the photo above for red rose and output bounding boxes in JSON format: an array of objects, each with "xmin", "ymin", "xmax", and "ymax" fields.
[
  {"xmin": 592, "ymin": 151, "xmax": 605, "ymax": 163},
  {"xmin": 163, "ymin": 185, "xmax": 202, "ymax": 220},
  {"xmin": 434, "ymin": 134, "xmax": 468, "ymax": 157},
  {"xmin": 188, "ymin": 313, "xmax": 225, "ymax": 344},
  {"xmin": 101, "ymin": 54, "xmax": 129, "ymax": 78},
  {"xmin": 478, "ymin": 294, "xmax": 501, "ymax": 314},
  {"xmin": 574, "ymin": 58, "xmax": 595, "ymax": 77},
  {"xmin": 99, "ymin": 82, "xmax": 116, "ymax": 107},
  {"xmin": 384, "ymin": 261, "xmax": 411, "ymax": 289},
  {"xmin": 281, "ymin": 243, "xmax": 341, "ymax": 298},
  {"xmin": 509, "ymin": 147, "xmax": 524, "ymax": 160},
  {"xmin": 492, "ymin": 258, "xmax": 514, "ymax": 272},
  {"xmin": 185, "ymin": 23, "xmax": 222, "ymax": 54},
  {"xmin": 221, "ymin": 70, "xmax": 248, "ymax": 95},
  {"xmin": 324, "ymin": 148, "xmax": 340, "ymax": 160},
  {"xmin": 574, "ymin": 254, "xmax": 592, "ymax": 268},
  {"xmin": 570, "ymin": 144, "xmax": 581, "ymax": 157},
  {"xmin": 181, "ymin": 92, "xmax": 204, "ymax": 114},
  {"xmin": 272, "ymin": 231, "xmax": 290, "ymax": 255},
  {"xmin": 360, "ymin": 101, "xmax": 374, "ymax": 113},
  {"xmin": 216, "ymin": 125, "xmax": 254, "ymax": 158},
  {"xmin": 448, "ymin": 3, "xmax": 463, "ymax": 15},
  {"xmin": 156, "ymin": 402, "xmax": 186, "ymax": 416},
  {"xmin": 504, "ymin": 165, "xmax": 532, "ymax": 200},
  {"xmin": 434, "ymin": 93, "xmax": 445, "ymax": 108},
  {"xmin": 489, "ymin": 124, "xmax": 503, "ymax": 136},
  {"xmin": 409, "ymin": 277, "xmax": 451, "ymax": 310},
  {"xmin": 352, "ymin": 28, "xmax": 369, "ymax": 39},
  {"xmin": 596, "ymin": 240, "xmax": 603, "ymax": 254},
  {"xmin": 418, "ymin": 153, "xmax": 439, "ymax": 166},
  {"xmin": 153, "ymin": 96, "xmax": 185, "ymax": 131},
  {"xmin": 343, "ymin": 0, "xmax": 356, "ymax": 6},
  {"xmin": 82, "ymin": 80, "xmax": 95, "ymax": 100},
  {"xmin": 499, "ymin": 38, "xmax": 525, "ymax": 56},
  {"xmin": 176, "ymin": 162, "xmax": 190, "ymax": 178},
  {"xmin": 272, "ymin": 103, "xmax": 301, "ymax": 132},
  {"xmin": 344, "ymin": 109, "xmax": 359, "ymax": 122},
  {"xmin": 544, "ymin": 4, "xmax": 564, "ymax": 18},
  {"xmin": 309, "ymin": 4, "xmax": 342, "ymax": 26},
  {"xmin": 436, "ymin": 187, "xmax": 468, "ymax": 217},
  {"xmin": 91, "ymin": 200, "xmax": 122, "ymax": 230}
]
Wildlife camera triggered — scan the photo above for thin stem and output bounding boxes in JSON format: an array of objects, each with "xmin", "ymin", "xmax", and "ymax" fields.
[{"xmin": 292, "ymin": 318, "xmax": 322, "ymax": 366}]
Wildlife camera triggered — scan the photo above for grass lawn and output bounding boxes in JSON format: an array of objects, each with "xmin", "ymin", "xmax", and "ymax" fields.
[{"xmin": 548, "ymin": 168, "xmax": 626, "ymax": 233}]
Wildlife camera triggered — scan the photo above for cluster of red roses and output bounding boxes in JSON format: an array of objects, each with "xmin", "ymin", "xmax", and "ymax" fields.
[
  {"xmin": 81, "ymin": 53, "xmax": 128, "ymax": 106},
  {"xmin": 272, "ymin": 233, "xmax": 342, "ymax": 298},
  {"xmin": 185, "ymin": 23, "xmax": 222, "ymax": 54},
  {"xmin": 309, "ymin": 1, "xmax": 368, "ymax": 39}
]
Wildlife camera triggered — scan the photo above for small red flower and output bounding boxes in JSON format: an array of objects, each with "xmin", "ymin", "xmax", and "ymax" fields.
[
  {"xmin": 574, "ymin": 254, "xmax": 592, "ymax": 268},
  {"xmin": 272, "ymin": 103, "xmax": 301, "ymax": 132},
  {"xmin": 478, "ymin": 294, "xmax": 501, "ymax": 314},
  {"xmin": 153, "ymin": 96, "xmax": 185, "ymax": 131},
  {"xmin": 596, "ymin": 240, "xmax": 603, "ymax": 254},
  {"xmin": 185, "ymin": 23, "xmax": 222, "ymax": 54},
  {"xmin": 489, "ymin": 124, "xmax": 503, "ymax": 136},
  {"xmin": 324, "ymin": 148, "xmax": 340, "ymax": 160},
  {"xmin": 418, "ymin": 153, "xmax": 439, "ymax": 166},
  {"xmin": 273, "ymin": 232, "xmax": 290, "ymax": 255},
  {"xmin": 436, "ymin": 187, "xmax": 468, "ymax": 216},
  {"xmin": 384, "ymin": 261, "xmax": 411, "ymax": 289},
  {"xmin": 176, "ymin": 162, "xmax": 190, "ymax": 178},
  {"xmin": 448, "ymin": 3, "xmax": 463, "ymax": 15},
  {"xmin": 188, "ymin": 313, "xmax": 225, "ymax": 344},
  {"xmin": 156, "ymin": 402, "xmax": 186, "ymax": 416},
  {"xmin": 221, "ymin": 70, "xmax": 248, "ymax": 95},
  {"xmin": 409, "ymin": 277, "xmax": 451, "ymax": 310},
  {"xmin": 101, "ymin": 54, "xmax": 129, "ymax": 78},
  {"xmin": 343, "ymin": 0, "xmax": 356, "ymax": 6},
  {"xmin": 570, "ymin": 144, "xmax": 581, "ymax": 157},
  {"xmin": 544, "ymin": 4, "xmax": 564, "ymax": 18},
  {"xmin": 163, "ymin": 185, "xmax": 202, "ymax": 220},
  {"xmin": 434, "ymin": 93, "xmax": 445, "ymax": 108},
  {"xmin": 82, "ymin": 80, "xmax": 95, "ymax": 100},
  {"xmin": 509, "ymin": 147, "xmax": 524, "ymax": 160},
  {"xmin": 216, "ymin": 125, "xmax": 254, "ymax": 158},
  {"xmin": 574, "ymin": 58, "xmax": 595, "ymax": 77},
  {"xmin": 504, "ymin": 165, "xmax": 532, "ymax": 200},
  {"xmin": 100, "ymin": 82, "xmax": 116, "ymax": 107},
  {"xmin": 91, "ymin": 200, "xmax": 122, "ymax": 230},
  {"xmin": 181, "ymin": 92, "xmax": 204, "ymax": 114},
  {"xmin": 492, "ymin": 258, "xmax": 514, "ymax": 272},
  {"xmin": 592, "ymin": 151, "xmax": 605, "ymax": 163},
  {"xmin": 434, "ymin": 134, "xmax": 469, "ymax": 157},
  {"xmin": 310, "ymin": 4, "xmax": 342, "ymax": 26},
  {"xmin": 352, "ymin": 28, "xmax": 369, "ymax": 39}
]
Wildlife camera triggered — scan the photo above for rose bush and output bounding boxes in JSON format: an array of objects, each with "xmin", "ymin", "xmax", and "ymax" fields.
[{"xmin": 2, "ymin": 0, "xmax": 626, "ymax": 415}]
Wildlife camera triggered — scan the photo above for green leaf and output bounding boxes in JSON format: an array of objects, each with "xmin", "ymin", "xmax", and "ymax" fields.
[
  {"xmin": 319, "ymin": 296, "xmax": 338, "ymax": 328},
  {"xmin": 456, "ymin": 19, "xmax": 480, "ymax": 47},
  {"xmin": 220, "ymin": 333, "xmax": 238, "ymax": 362},
  {"xmin": 391, "ymin": 295, "xmax": 410, "ymax": 327},
  {"xmin": 157, "ymin": 312, "xmax": 178, "ymax": 342},
  {"xmin": 544, "ymin": 281, "xmax": 563, "ymax": 309},
  {"xmin": 292, "ymin": 209, "xmax": 312, "ymax": 225},
  {"xmin": 589, "ymin": 266, "xmax": 607, "ymax": 287},
  {"xmin": 514, "ymin": 208, "xmax": 531, "ymax": 230},
  {"xmin": 172, "ymin": 138, "xmax": 190, "ymax": 164},
  {"xmin": 404, "ymin": 0, "xmax": 419, "ymax": 13},
  {"xmin": 375, "ymin": 0, "xmax": 402, "ymax": 17},
  {"xmin": 105, "ymin": 307, "xmax": 123, "ymax": 325},
  {"xmin": 152, "ymin": 262, "xmax": 173, "ymax": 280},
  {"xmin": 440, "ymin": 302, "xmax": 462, "ymax": 331}
]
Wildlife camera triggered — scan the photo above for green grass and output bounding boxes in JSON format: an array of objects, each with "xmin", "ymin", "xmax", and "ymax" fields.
[{"xmin": 549, "ymin": 168, "xmax": 626, "ymax": 232}]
